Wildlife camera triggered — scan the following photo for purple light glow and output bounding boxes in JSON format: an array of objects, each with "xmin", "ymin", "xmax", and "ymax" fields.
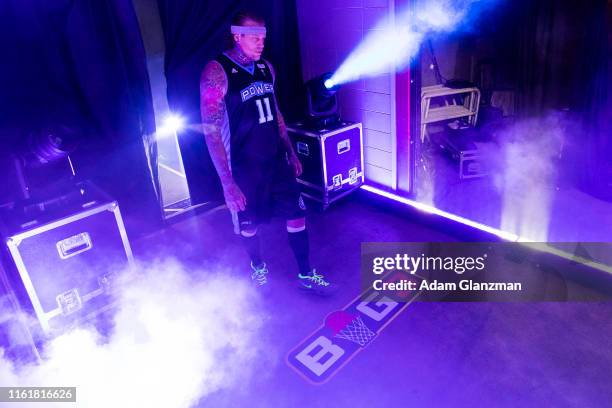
[
  {"xmin": 361, "ymin": 184, "xmax": 520, "ymax": 241},
  {"xmin": 361, "ymin": 185, "xmax": 612, "ymax": 277}
]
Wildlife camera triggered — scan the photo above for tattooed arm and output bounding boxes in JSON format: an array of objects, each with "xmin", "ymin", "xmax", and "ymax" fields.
[
  {"xmin": 266, "ymin": 60, "xmax": 303, "ymax": 177},
  {"xmin": 200, "ymin": 61, "xmax": 246, "ymax": 211}
]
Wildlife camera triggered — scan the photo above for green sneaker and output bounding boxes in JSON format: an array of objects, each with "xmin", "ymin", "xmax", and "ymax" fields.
[{"xmin": 298, "ymin": 269, "xmax": 339, "ymax": 296}]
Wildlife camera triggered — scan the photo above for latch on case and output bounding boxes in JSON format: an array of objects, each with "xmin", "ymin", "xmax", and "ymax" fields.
[
  {"xmin": 349, "ymin": 167, "xmax": 358, "ymax": 184},
  {"xmin": 56, "ymin": 289, "xmax": 83, "ymax": 315},
  {"xmin": 98, "ymin": 271, "xmax": 118, "ymax": 293},
  {"xmin": 332, "ymin": 174, "xmax": 342, "ymax": 189}
]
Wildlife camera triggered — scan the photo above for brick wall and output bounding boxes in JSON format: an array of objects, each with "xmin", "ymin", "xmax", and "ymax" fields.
[{"xmin": 296, "ymin": 0, "xmax": 396, "ymax": 188}]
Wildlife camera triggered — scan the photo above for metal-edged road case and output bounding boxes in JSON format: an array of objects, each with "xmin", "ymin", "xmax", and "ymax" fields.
[
  {"xmin": 0, "ymin": 183, "xmax": 133, "ymax": 336},
  {"xmin": 288, "ymin": 121, "xmax": 364, "ymax": 209}
]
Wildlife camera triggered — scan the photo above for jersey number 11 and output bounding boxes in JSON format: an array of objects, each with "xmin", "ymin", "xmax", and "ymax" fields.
[{"xmin": 255, "ymin": 97, "xmax": 274, "ymax": 124}]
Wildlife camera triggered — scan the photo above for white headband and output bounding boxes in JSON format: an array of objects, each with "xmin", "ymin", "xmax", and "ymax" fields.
[{"xmin": 231, "ymin": 25, "xmax": 266, "ymax": 35}]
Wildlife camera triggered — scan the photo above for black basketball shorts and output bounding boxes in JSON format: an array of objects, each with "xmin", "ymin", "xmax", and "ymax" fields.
[{"xmin": 231, "ymin": 156, "xmax": 306, "ymax": 233}]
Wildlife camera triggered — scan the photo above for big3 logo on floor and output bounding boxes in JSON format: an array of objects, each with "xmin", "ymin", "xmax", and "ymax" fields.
[{"xmin": 286, "ymin": 272, "xmax": 422, "ymax": 384}]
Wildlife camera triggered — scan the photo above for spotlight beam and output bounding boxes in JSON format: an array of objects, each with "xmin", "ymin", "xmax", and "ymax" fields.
[{"xmin": 327, "ymin": 0, "xmax": 497, "ymax": 87}]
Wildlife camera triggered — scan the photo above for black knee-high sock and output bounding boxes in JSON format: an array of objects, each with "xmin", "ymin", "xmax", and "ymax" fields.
[
  {"xmin": 241, "ymin": 234, "xmax": 263, "ymax": 266},
  {"xmin": 288, "ymin": 229, "xmax": 311, "ymax": 275}
]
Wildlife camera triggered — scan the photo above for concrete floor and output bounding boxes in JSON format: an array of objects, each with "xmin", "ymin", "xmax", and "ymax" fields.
[{"xmin": 133, "ymin": 193, "xmax": 612, "ymax": 408}]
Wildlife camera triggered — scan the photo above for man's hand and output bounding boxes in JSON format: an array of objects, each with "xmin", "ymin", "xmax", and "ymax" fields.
[
  {"xmin": 223, "ymin": 181, "xmax": 247, "ymax": 212},
  {"xmin": 288, "ymin": 152, "xmax": 303, "ymax": 177}
]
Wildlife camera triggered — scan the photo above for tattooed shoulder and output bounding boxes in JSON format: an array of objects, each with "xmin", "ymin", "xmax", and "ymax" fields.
[
  {"xmin": 200, "ymin": 61, "xmax": 228, "ymax": 126},
  {"xmin": 201, "ymin": 60, "xmax": 227, "ymax": 94}
]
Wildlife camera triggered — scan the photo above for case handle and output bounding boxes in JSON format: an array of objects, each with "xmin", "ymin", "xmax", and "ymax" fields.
[
  {"xmin": 297, "ymin": 142, "xmax": 310, "ymax": 156},
  {"xmin": 337, "ymin": 139, "xmax": 350, "ymax": 154},
  {"xmin": 56, "ymin": 232, "xmax": 93, "ymax": 259}
]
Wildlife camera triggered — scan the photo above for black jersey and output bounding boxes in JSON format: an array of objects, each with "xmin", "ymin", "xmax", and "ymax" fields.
[{"xmin": 215, "ymin": 53, "xmax": 281, "ymax": 168}]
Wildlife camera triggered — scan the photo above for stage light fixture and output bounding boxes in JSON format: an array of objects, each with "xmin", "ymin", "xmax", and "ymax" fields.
[
  {"xmin": 2, "ymin": 124, "xmax": 80, "ymax": 202},
  {"xmin": 324, "ymin": 79, "xmax": 335, "ymax": 89},
  {"xmin": 305, "ymin": 72, "xmax": 341, "ymax": 128},
  {"xmin": 24, "ymin": 124, "xmax": 78, "ymax": 166}
]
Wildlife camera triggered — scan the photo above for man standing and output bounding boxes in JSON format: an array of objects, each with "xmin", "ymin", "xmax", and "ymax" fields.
[{"xmin": 200, "ymin": 11, "xmax": 337, "ymax": 295}]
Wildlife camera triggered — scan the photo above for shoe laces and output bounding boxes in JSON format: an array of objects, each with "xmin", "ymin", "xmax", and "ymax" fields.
[
  {"xmin": 307, "ymin": 269, "xmax": 329, "ymax": 287},
  {"xmin": 251, "ymin": 262, "xmax": 268, "ymax": 285}
]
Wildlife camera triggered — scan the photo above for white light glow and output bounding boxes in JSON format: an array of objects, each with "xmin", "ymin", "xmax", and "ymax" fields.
[
  {"xmin": 156, "ymin": 114, "xmax": 186, "ymax": 139},
  {"xmin": 163, "ymin": 114, "xmax": 184, "ymax": 133}
]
